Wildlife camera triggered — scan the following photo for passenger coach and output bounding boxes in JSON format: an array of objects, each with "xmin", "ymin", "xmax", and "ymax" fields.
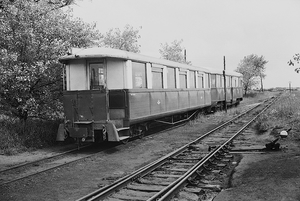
[{"xmin": 59, "ymin": 48, "xmax": 243, "ymax": 143}]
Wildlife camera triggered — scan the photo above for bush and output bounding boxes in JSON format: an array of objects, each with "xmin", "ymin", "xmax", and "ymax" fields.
[
  {"xmin": 254, "ymin": 114, "xmax": 270, "ymax": 134},
  {"xmin": 0, "ymin": 118, "xmax": 62, "ymax": 155}
]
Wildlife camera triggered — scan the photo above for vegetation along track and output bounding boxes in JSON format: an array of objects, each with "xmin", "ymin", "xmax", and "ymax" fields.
[
  {"xmin": 76, "ymin": 96, "xmax": 278, "ymax": 201},
  {"xmin": 0, "ymin": 144, "xmax": 113, "ymax": 186}
]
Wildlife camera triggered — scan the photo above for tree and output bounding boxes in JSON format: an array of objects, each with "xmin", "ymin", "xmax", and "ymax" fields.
[
  {"xmin": 159, "ymin": 39, "xmax": 191, "ymax": 65},
  {"xmin": 288, "ymin": 53, "xmax": 300, "ymax": 73},
  {"xmin": 236, "ymin": 54, "xmax": 268, "ymax": 95},
  {"xmin": 101, "ymin": 24, "xmax": 141, "ymax": 53},
  {"xmin": 0, "ymin": 0, "xmax": 101, "ymax": 121},
  {"xmin": 0, "ymin": 0, "xmax": 78, "ymax": 10}
]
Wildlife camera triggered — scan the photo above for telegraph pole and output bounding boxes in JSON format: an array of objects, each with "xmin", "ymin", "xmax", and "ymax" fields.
[{"xmin": 223, "ymin": 56, "xmax": 227, "ymax": 113}]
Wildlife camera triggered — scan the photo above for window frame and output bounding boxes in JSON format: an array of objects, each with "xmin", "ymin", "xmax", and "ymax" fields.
[
  {"xmin": 89, "ymin": 62, "xmax": 106, "ymax": 90},
  {"xmin": 132, "ymin": 61, "xmax": 147, "ymax": 89}
]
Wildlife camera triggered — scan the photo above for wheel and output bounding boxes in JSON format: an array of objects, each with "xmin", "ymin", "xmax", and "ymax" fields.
[
  {"xmin": 138, "ymin": 131, "xmax": 145, "ymax": 139},
  {"xmin": 121, "ymin": 138, "xmax": 129, "ymax": 144}
]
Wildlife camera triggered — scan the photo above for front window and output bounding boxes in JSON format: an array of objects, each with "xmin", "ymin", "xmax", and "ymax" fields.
[
  {"xmin": 66, "ymin": 60, "xmax": 88, "ymax": 91},
  {"xmin": 90, "ymin": 63, "xmax": 105, "ymax": 90}
]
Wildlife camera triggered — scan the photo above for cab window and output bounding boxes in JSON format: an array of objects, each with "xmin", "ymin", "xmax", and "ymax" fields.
[{"xmin": 90, "ymin": 63, "xmax": 105, "ymax": 90}]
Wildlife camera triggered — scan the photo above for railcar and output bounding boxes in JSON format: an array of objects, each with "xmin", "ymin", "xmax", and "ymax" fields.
[
  {"xmin": 210, "ymin": 69, "xmax": 243, "ymax": 110},
  {"xmin": 59, "ymin": 47, "xmax": 243, "ymax": 143}
]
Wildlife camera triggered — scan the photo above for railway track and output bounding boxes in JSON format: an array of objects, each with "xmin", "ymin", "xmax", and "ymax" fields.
[
  {"xmin": 0, "ymin": 144, "xmax": 112, "ymax": 186},
  {"xmin": 76, "ymin": 96, "xmax": 278, "ymax": 201}
]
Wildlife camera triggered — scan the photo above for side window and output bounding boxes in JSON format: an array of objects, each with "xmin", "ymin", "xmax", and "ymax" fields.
[
  {"xmin": 206, "ymin": 73, "xmax": 210, "ymax": 88},
  {"xmin": 211, "ymin": 74, "xmax": 216, "ymax": 88},
  {"xmin": 220, "ymin": 75, "xmax": 224, "ymax": 88},
  {"xmin": 167, "ymin": 67, "xmax": 176, "ymax": 89},
  {"xmin": 228, "ymin": 76, "xmax": 232, "ymax": 87},
  {"xmin": 216, "ymin": 75, "xmax": 220, "ymax": 87},
  {"xmin": 152, "ymin": 67, "xmax": 163, "ymax": 89},
  {"xmin": 198, "ymin": 73, "xmax": 204, "ymax": 88},
  {"xmin": 132, "ymin": 62, "xmax": 147, "ymax": 89},
  {"xmin": 90, "ymin": 63, "xmax": 105, "ymax": 90},
  {"xmin": 179, "ymin": 70, "xmax": 187, "ymax": 88},
  {"xmin": 189, "ymin": 71, "xmax": 196, "ymax": 88}
]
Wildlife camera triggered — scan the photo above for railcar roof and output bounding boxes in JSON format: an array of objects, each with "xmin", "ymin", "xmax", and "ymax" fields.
[
  {"xmin": 59, "ymin": 47, "xmax": 242, "ymax": 77},
  {"xmin": 207, "ymin": 67, "xmax": 242, "ymax": 77},
  {"xmin": 59, "ymin": 47, "xmax": 211, "ymax": 72}
]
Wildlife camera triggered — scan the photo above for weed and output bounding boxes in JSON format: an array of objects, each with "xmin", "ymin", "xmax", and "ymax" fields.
[
  {"xmin": 254, "ymin": 114, "xmax": 270, "ymax": 134},
  {"xmin": 254, "ymin": 92, "xmax": 300, "ymax": 137}
]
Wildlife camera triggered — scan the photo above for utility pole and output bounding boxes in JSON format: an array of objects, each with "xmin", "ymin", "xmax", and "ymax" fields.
[
  {"xmin": 223, "ymin": 56, "xmax": 227, "ymax": 113},
  {"xmin": 184, "ymin": 49, "xmax": 187, "ymax": 62}
]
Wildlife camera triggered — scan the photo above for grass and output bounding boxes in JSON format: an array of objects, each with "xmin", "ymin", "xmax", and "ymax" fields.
[
  {"xmin": 190, "ymin": 91, "xmax": 273, "ymax": 126},
  {"xmin": 0, "ymin": 118, "xmax": 62, "ymax": 155},
  {"xmin": 242, "ymin": 91, "xmax": 278, "ymax": 106},
  {"xmin": 254, "ymin": 91, "xmax": 300, "ymax": 138}
]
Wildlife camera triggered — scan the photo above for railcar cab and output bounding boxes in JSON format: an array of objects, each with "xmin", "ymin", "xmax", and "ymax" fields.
[
  {"xmin": 59, "ymin": 47, "xmax": 213, "ymax": 143},
  {"xmin": 60, "ymin": 49, "xmax": 133, "ymax": 143}
]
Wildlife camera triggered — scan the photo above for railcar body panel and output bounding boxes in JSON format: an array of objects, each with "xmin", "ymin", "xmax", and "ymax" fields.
[
  {"xmin": 128, "ymin": 91, "xmax": 151, "ymax": 119},
  {"xmin": 150, "ymin": 92, "xmax": 166, "ymax": 114},
  {"xmin": 178, "ymin": 91, "xmax": 189, "ymax": 109},
  {"xmin": 226, "ymin": 88, "xmax": 232, "ymax": 101},
  {"xmin": 211, "ymin": 88, "xmax": 224, "ymax": 105},
  {"xmin": 189, "ymin": 91, "xmax": 198, "ymax": 107},
  {"xmin": 126, "ymin": 89, "xmax": 211, "ymax": 124},
  {"xmin": 233, "ymin": 87, "xmax": 243, "ymax": 100},
  {"xmin": 166, "ymin": 92, "xmax": 179, "ymax": 111},
  {"xmin": 64, "ymin": 90, "xmax": 108, "ymax": 122}
]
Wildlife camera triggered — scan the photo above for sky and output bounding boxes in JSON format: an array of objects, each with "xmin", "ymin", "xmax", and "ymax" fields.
[{"xmin": 71, "ymin": 0, "xmax": 300, "ymax": 89}]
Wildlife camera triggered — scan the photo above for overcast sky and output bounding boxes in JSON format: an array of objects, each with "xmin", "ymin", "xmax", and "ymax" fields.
[{"xmin": 71, "ymin": 0, "xmax": 300, "ymax": 88}]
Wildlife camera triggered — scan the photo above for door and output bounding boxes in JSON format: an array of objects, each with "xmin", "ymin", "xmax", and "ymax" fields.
[{"xmin": 89, "ymin": 61, "xmax": 109, "ymax": 121}]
